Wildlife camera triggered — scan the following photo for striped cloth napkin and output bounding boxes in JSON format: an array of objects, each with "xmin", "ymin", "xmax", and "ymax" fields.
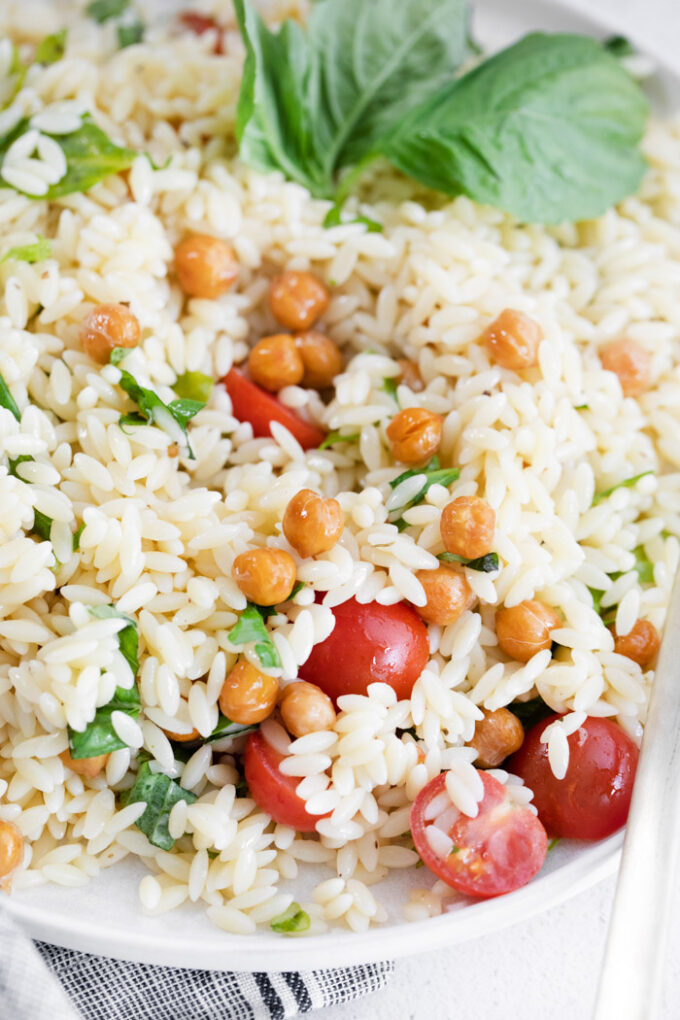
[{"xmin": 0, "ymin": 901, "xmax": 393, "ymax": 1020}]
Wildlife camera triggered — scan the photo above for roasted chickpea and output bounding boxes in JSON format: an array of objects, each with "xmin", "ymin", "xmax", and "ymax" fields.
[
  {"xmin": 0, "ymin": 820, "xmax": 23, "ymax": 880},
  {"xmin": 467, "ymin": 707, "xmax": 524, "ymax": 768},
  {"xmin": 386, "ymin": 407, "xmax": 443, "ymax": 466},
  {"xmin": 279, "ymin": 680, "xmax": 337, "ymax": 738},
  {"xmin": 59, "ymin": 749, "xmax": 109, "ymax": 779},
  {"xmin": 600, "ymin": 339, "xmax": 651, "ymax": 397},
  {"xmin": 440, "ymin": 495, "xmax": 496, "ymax": 560},
  {"xmin": 232, "ymin": 547, "xmax": 297, "ymax": 605},
  {"xmin": 219, "ymin": 659, "xmax": 279, "ymax": 725},
  {"xmin": 482, "ymin": 309, "xmax": 543, "ymax": 370},
  {"xmin": 295, "ymin": 331, "xmax": 343, "ymax": 389},
  {"xmin": 80, "ymin": 303, "xmax": 140, "ymax": 364},
  {"xmin": 611, "ymin": 618, "xmax": 660, "ymax": 668},
  {"xmin": 414, "ymin": 565, "xmax": 476, "ymax": 626},
  {"xmin": 248, "ymin": 334, "xmax": 304, "ymax": 392},
  {"xmin": 269, "ymin": 271, "xmax": 329, "ymax": 331},
  {"xmin": 174, "ymin": 234, "xmax": 238, "ymax": 299},
  {"xmin": 283, "ymin": 488, "xmax": 344, "ymax": 558},
  {"xmin": 496, "ymin": 599, "xmax": 561, "ymax": 662},
  {"xmin": 397, "ymin": 358, "xmax": 424, "ymax": 392}
]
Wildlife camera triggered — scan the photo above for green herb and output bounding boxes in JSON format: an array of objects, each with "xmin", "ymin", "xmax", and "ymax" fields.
[
  {"xmin": 8, "ymin": 454, "xmax": 32, "ymax": 478},
  {"xmin": 323, "ymin": 205, "xmax": 382, "ymax": 232},
  {"xmin": 117, "ymin": 21, "xmax": 144, "ymax": 48},
  {"xmin": 3, "ymin": 46, "xmax": 27, "ymax": 108},
  {"xmin": 574, "ymin": 403, "xmax": 589, "ymax": 410},
  {"xmin": 609, "ymin": 545, "xmax": 655, "ymax": 586},
  {"xmin": 234, "ymin": 0, "xmax": 469, "ymax": 198},
  {"xmin": 547, "ymin": 837, "xmax": 562, "ymax": 852},
  {"xmin": 318, "ymin": 429, "xmax": 360, "ymax": 449},
  {"xmin": 89, "ymin": 604, "xmax": 139, "ymax": 675},
  {"xmin": 0, "ymin": 115, "xmax": 136, "ymax": 199},
  {"xmin": 604, "ymin": 35, "xmax": 635, "ymax": 59},
  {"xmin": 382, "ymin": 377, "xmax": 399, "ymax": 404},
  {"xmin": 1, "ymin": 236, "xmax": 52, "ymax": 264},
  {"xmin": 449, "ymin": 845, "xmax": 461, "ymax": 855},
  {"xmin": 235, "ymin": 775, "xmax": 250, "ymax": 798},
  {"xmin": 227, "ymin": 603, "xmax": 282, "ymax": 669},
  {"xmin": 388, "ymin": 456, "xmax": 460, "ymax": 528},
  {"xmin": 207, "ymin": 849, "xmax": 219, "ymax": 860},
  {"xmin": 205, "ymin": 715, "xmax": 258, "ymax": 744},
  {"xmin": 124, "ymin": 761, "xmax": 196, "ymax": 851},
  {"xmin": 438, "ymin": 551, "xmax": 499, "ymax": 573},
  {"xmin": 588, "ymin": 586, "xmax": 605, "ymax": 616},
  {"xmin": 35, "ymin": 29, "xmax": 68, "ymax": 64},
  {"xmin": 31, "ymin": 509, "xmax": 53, "ymax": 542},
  {"xmin": 510, "ymin": 696, "xmax": 554, "ymax": 730},
  {"xmin": 270, "ymin": 902, "xmax": 311, "ymax": 934},
  {"xmin": 173, "ymin": 371, "xmax": 214, "ymax": 404},
  {"xmin": 73, "ymin": 523, "xmax": 85, "ymax": 551},
  {"xmin": 86, "ymin": 0, "xmax": 130, "ymax": 22},
  {"xmin": 117, "ymin": 368, "xmax": 205, "ymax": 459},
  {"xmin": 0, "ymin": 372, "xmax": 21, "ymax": 421},
  {"xmin": 592, "ymin": 470, "xmax": 653, "ymax": 505},
  {"xmin": 290, "ymin": 581, "xmax": 305, "ymax": 599},
  {"xmin": 109, "ymin": 346, "xmax": 129, "ymax": 366}
]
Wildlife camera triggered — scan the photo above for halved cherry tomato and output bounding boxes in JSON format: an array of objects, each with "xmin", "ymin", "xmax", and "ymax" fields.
[
  {"xmin": 178, "ymin": 12, "xmax": 225, "ymax": 53},
  {"xmin": 243, "ymin": 730, "xmax": 329, "ymax": 832},
  {"xmin": 298, "ymin": 596, "xmax": 429, "ymax": 703},
  {"xmin": 410, "ymin": 771, "xmax": 548, "ymax": 898},
  {"xmin": 507, "ymin": 715, "xmax": 638, "ymax": 840},
  {"xmin": 224, "ymin": 368, "xmax": 326, "ymax": 451}
]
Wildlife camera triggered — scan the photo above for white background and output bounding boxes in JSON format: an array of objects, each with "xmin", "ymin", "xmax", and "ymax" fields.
[{"xmin": 319, "ymin": 1, "xmax": 680, "ymax": 1017}]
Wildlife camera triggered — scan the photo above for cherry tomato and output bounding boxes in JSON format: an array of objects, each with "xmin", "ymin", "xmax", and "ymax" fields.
[
  {"xmin": 507, "ymin": 715, "xmax": 638, "ymax": 840},
  {"xmin": 298, "ymin": 597, "xmax": 429, "ymax": 703},
  {"xmin": 224, "ymin": 368, "xmax": 326, "ymax": 451},
  {"xmin": 178, "ymin": 12, "xmax": 225, "ymax": 53},
  {"xmin": 243, "ymin": 730, "xmax": 328, "ymax": 832},
  {"xmin": 410, "ymin": 771, "xmax": 548, "ymax": 898}
]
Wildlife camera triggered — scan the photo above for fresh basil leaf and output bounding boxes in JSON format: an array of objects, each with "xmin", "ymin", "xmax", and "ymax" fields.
[
  {"xmin": 388, "ymin": 457, "xmax": 460, "ymax": 525},
  {"xmin": 166, "ymin": 398, "xmax": 205, "ymax": 427},
  {"xmin": 322, "ymin": 204, "xmax": 382, "ymax": 231},
  {"xmin": 109, "ymin": 346, "xmax": 130, "ymax": 365},
  {"xmin": 31, "ymin": 509, "xmax": 53, "ymax": 541},
  {"xmin": 0, "ymin": 371, "xmax": 21, "ymax": 421},
  {"xmin": 124, "ymin": 761, "xmax": 196, "ymax": 850},
  {"xmin": 174, "ymin": 371, "xmax": 214, "ymax": 403},
  {"xmin": 205, "ymin": 715, "xmax": 258, "ymax": 744},
  {"xmin": 35, "ymin": 29, "xmax": 68, "ymax": 65},
  {"xmin": 1, "ymin": 236, "xmax": 52, "ymax": 264},
  {"xmin": 510, "ymin": 697, "xmax": 553, "ymax": 729},
  {"xmin": 234, "ymin": 0, "xmax": 468, "ymax": 197},
  {"xmin": 382, "ymin": 377, "xmax": 399, "ymax": 404},
  {"xmin": 8, "ymin": 454, "xmax": 32, "ymax": 478},
  {"xmin": 592, "ymin": 470, "xmax": 653, "ymax": 505},
  {"xmin": 318, "ymin": 429, "xmax": 360, "ymax": 449},
  {"xmin": 604, "ymin": 35, "xmax": 635, "ymax": 59},
  {"xmin": 588, "ymin": 586, "xmax": 605, "ymax": 616},
  {"xmin": 2, "ymin": 46, "xmax": 27, "ymax": 108},
  {"xmin": 227, "ymin": 603, "xmax": 282, "ymax": 670},
  {"xmin": 73, "ymin": 522, "xmax": 85, "ymax": 551},
  {"xmin": 117, "ymin": 20, "xmax": 144, "ymax": 48},
  {"xmin": 383, "ymin": 33, "xmax": 648, "ymax": 224},
  {"xmin": 117, "ymin": 368, "xmax": 205, "ymax": 459},
  {"xmin": 88, "ymin": 604, "xmax": 139, "ymax": 675},
  {"xmin": 270, "ymin": 902, "xmax": 311, "ymax": 934},
  {"xmin": 86, "ymin": 0, "xmax": 130, "ymax": 22},
  {"xmin": 438, "ymin": 551, "xmax": 499, "ymax": 572},
  {"xmin": 290, "ymin": 581, "xmax": 305, "ymax": 599}
]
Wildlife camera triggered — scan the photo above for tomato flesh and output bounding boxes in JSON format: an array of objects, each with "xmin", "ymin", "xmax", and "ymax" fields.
[
  {"xmin": 178, "ymin": 12, "xmax": 225, "ymax": 53},
  {"xmin": 411, "ymin": 771, "xmax": 548, "ymax": 898},
  {"xmin": 507, "ymin": 714, "xmax": 638, "ymax": 840},
  {"xmin": 298, "ymin": 596, "xmax": 429, "ymax": 703},
  {"xmin": 243, "ymin": 730, "xmax": 327, "ymax": 832},
  {"xmin": 224, "ymin": 368, "xmax": 326, "ymax": 451}
]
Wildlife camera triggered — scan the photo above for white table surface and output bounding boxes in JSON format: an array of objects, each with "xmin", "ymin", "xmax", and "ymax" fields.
[{"xmin": 318, "ymin": 1, "xmax": 680, "ymax": 1017}]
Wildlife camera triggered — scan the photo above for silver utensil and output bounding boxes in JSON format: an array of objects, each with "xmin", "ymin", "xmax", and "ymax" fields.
[{"xmin": 594, "ymin": 573, "xmax": 680, "ymax": 1019}]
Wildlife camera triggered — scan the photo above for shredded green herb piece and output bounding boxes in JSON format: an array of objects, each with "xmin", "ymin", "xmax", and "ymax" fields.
[
  {"xmin": 31, "ymin": 509, "xmax": 53, "ymax": 542},
  {"xmin": 323, "ymin": 205, "xmax": 382, "ymax": 231},
  {"xmin": 388, "ymin": 456, "xmax": 460, "ymax": 528},
  {"xmin": 1, "ymin": 236, "xmax": 52, "ymax": 264},
  {"xmin": 0, "ymin": 372, "xmax": 21, "ymax": 421},
  {"xmin": 117, "ymin": 20, "xmax": 144, "ymax": 48},
  {"xmin": 547, "ymin": 837, "xmax": 562, "ymax": 852},
  {"xmin": 116, "ymin": 368, "xmax": 205, "ymax": 459},
  {"xmin": 86, "ymin": 0, "xmax": 130, "ymax": 22},
  {"xmin": 72, "ymin": 523, "xmax": 85, "ymax": 551},
  {"xmin": 610, "ymin": 545, "xmax": 655, "ymax": 586},
  {"xmin": 510, "ymin": 696, "xmax": 554, "ymax": 730},
  {"xmin": 227, "ymin": 603, "xmax": 282, "ymax": 669},
  {"xmin": 382, "ymin": 377, "xmax": 400, "ymax": 404},
  {"xmin": 124, "ymin": 761, "xmax": 196, "ymax": 851},
  {"xmin": 592, "ymin": 470, "xmax": 653, "ymax": 505},
  {"xmin": 270, "ymin": 902, "xmax": 311, "ymax": 934},
  {"xmin": 438, "ymin": 551, "xmax": 499, "ymax": 573},
  {"xmin": 604, "ymin": 35, "xmax": 636, "ymax": 59},
  {"xmin": 35, "ymin": 29, "xmax": 68, "ymax": 65},
  {"xmin": 173, "ymin": 371, "xmax": 214, "ymax": 404},
  {"xmin": 289, "ymin": 581, "xmax": 306, "ymax": 599},
  {"xmin": 318, "ymin": 429, "xmax": 360, "ymax": 449}
]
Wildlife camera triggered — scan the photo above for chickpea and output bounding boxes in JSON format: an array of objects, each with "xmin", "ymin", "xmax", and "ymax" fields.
[
  {"xmin": 269, "ymin": 271, "xmax": 329, "ymax": 331},
  {"xmin": 386, "ymin": 407, "xmax": 443, "ymax": 466},
  {"xmin": 496, "ymin": 599, "xmax": 561, "ymax": 662},
  {"xmin": 80, "ymin": 303, "xmax": 140, "ymax": 364},
  {"xmin": 467, "ymin": 708, "xmax": 524, "ymax": 768},
  {"xmin": 482, "ymin": 309, "xmax": 543, "ymax": 370},
  {"xmin": 414, "ymin": 565, "xmax": 475, "ymax": 626},
  {"xmin": 295, "ymin": 331, "xmax": 343, "ymax": 389},
  {"xmin": 0, "ymin": 820, "xmax": 23, "ymax": 880},
  {"xmin": 440, "ymin": 496, "xmax": 496, "ymax": 560},
  {"xmin": 59, "ymin": 749, "xmax": 109, "ymax": 779},
  {"xmin": 248, "ymin": 334, "xmax": 304, "ymax": 392},
  {"xmin": 397, "ymin": 358, "xmax": 424, "ymax": 393},
  {"xmin": 174, "ymin": 234, "xmax": 238, "ymax": 300},
  {"xmin": 219, "ymin": 659, "xmax": 279, "ymax": 725},
  {"xmin": 283, "ymin": 488, "xmax": 344, "ymax": 558},
  {"xmin": 611, "ymin": 618, "xmax": 660, "ymax": 669},
  {"xmin": 279, "ymin": 680, "xmax": 337, "ymax": 737},
  {"xmin": 600, "ymin": 339, "xmax": 651, "ymax": 397},
  {"xmin": 232, "ymin": 547, "xmax": 297, "ymax": 605}
]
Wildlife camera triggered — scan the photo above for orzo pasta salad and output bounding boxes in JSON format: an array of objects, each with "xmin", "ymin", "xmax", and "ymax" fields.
[{"xmin": 0, "ymin": 0, "xmax": 677, "ymax": 935}]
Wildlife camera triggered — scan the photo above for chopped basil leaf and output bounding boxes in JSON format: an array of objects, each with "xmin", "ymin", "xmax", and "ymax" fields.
[
  {"xmin": 382, "ymin": 377, "xmax": 399, "ymax": 404},
  {"xmin": 109, "ymin": 346, "xmax": 130, "ymax": 365},
  {"xmin": 0, "ymin": 372, "xmax": 21, "ymax": 421},
  {"xmin": 31, "ymin": 509, "xmax": 53, "ymax": 542},
  {"xmin": 610, "ymin": 545, "xmax": 655, "ymax": 586},
  {"xmin": 206, "ymin": 715, "xmax": 258, "ymax": 744},
  {"xmin": 1, "ymin": 236, "xmax": 52, "ymax": 264},
  {"xmin": 89, "ymin": 604, "xmax": 139, "ymax": 675},
  {"xmin": 290, "ymin": 581, "xmax": 305, "ymax": 599},
  {"xmin": 35, "ymin": 29, "xmax": 68, "ymax": 65},
  {"xmin": 207, "ymin": 849, "xmax": 219, "ymax": 860},
  {"xmin": 8, "ymin": 454, "xmax": 32, "ymax": 478},
  {"xmin": 227, "ymin": 603, "xmax": 282, "ymax": 669},
  {"xmin": 116, "ymin": 368, "xmax": 205, "ymax": 459},
  {"xmin": 592, "ymin": 470, "xmax": 653, "ymax": 505},
  {"xmin": 604, "ymin": 35, "xmax": 635, "ymax": 59},
  {"xmin": 322, "ymin": 205, "xmax": 382, "ymax": 231},
  {"xmin": 319, "ymin": 429, "xmax": 360, "ymax": 449},
  {"xmin": 86, "ymin": 0, "xmax": 130, "ymax": 22},
  {"xmin": 547, "ymin": 837, "xmax": 562, "ymax": 852},
  {"xmin": 588, "ymin": 587, "xmax": 604, "ymax": 616},
  {"xmin": 173, "ymin": 371, "xmax": 214, "ymax": 404},
  {"xmin": 270, "ymin": 902, "xmax": 311, "ymax": 934},
  {"xmin": 438, "ymin": 551, "xmax": 499, "ymax": 573},
  {"xmin": 510, "ymin": 697, "xmax": 553, "ymax": 730},
  {"xmin": 73, "ymin": 522, "xmax": 85, "ymax": 551},
  {"xmin": 235, "ymin": 775, "xmax": 250, "ymax": 798},
  {"xmin": 117, "ymin": 21, "xmax": 144, "ymax": 48},
  {"xmin": 124, "ymin": 761, "xmax": 196, "ymax": 851},
  {"xmin": 388, "ymin": 456, "xmax": 460, "ymax": 526}
]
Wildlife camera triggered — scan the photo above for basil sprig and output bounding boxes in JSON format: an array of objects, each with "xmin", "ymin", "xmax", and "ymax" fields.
[
  {"xmin": 227, "ymin": 603, "xmax": 282, "ymax": 669},
  {"xmin": 438, "ymin": 550, "xmax": 499, "ymax": 573},
  {"xmin": 116, "ymin": 367, "xmax": 205, "ymax": 459},
  {"xmin": 124, "ymin": 761, "xmax": 196, "ymax": 851},
  {"xmin": 389, "ymin": 456, "xmax": 460, "ymax": 530}
]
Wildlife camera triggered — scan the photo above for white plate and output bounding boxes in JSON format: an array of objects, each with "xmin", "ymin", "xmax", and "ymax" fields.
[{"xmin": 7, "ymin": 0, "xmax": 678, "ymax": 971}]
